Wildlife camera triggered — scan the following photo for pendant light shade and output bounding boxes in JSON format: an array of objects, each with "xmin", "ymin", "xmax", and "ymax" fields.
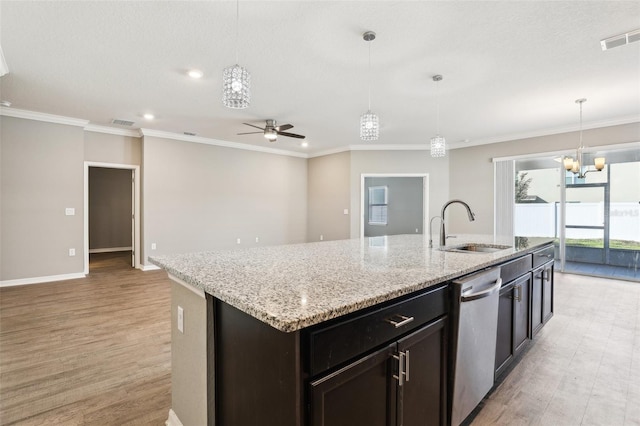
[
  {"xmin": 430, "ymin": 74, "xmax": 446, "ymax": 158},
  {"xmin": 222, "ymin": 0, "xmax": 251, "ymax": 109},
  {"xmin": 222, "ymin": 64, "xmax": 251, "ymax": 109},
  {"xmin": 360, "ymin": 31, "xmax": 379, "ymax": 141},
  {"xmin": 430, "ymin": 135, "xmax": 446, "ymax": 157},
  {"xmin": 360, "ymin": 111, "xmax": 379, "ymax": 141}
]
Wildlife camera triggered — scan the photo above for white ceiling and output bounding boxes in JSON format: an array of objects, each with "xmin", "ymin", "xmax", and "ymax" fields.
[{"xmin": 1, "ymin": 1, "xmax": 639, "ymax": 156}]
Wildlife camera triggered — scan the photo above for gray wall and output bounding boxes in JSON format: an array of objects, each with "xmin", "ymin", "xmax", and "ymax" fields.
[
  {"xmin": 449, "ymin": 122, "xmax": 640, "ymax": 234},
  {"xmin": 1, "ymin": 116, "xmax": 85, "ymax": 280},
  {"xmin": 84, "ymin": 131, "xmax": 141, "ymax": 165},
  {"xmin": 89, "ymin": 167, "xmax": 132, "ymax": 250},
  {"xmin": 364, "ymin": 177, "xmax": 424, "ymax": 237},
  {"xmin": 171, "ymin": 280, "xmax": 207, "ymax": 426},
  {"xmin": 141, "ymin": 136, "xmax": 308, "ymax": 263},
  {"xmin": 349, "ymin": 150, "xmax": 450, "ymax": 239},
  {"xmin": 307, "ymin": 151, "xmax": 351, "ymax": 242}
]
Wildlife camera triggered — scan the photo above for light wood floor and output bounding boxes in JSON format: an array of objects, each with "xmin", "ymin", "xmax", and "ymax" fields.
[
  {"xmin": 0, "ymin": 252, "xmax": 171, "ymax": 425},
  {"xmin": 1, "ymin": 256, "xmax": 638, "ymax": 425},
  {"xmin": 471, "ymin": 273, "xmax": 640, "ymax": 426}
]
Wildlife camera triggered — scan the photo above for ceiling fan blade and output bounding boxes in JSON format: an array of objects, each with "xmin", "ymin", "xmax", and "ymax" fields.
[
  {"xmin": 276, "ymin": 124, "xmax": 293, "ymax": 131},
  {"xmin": 277, "ymin": 131, "xmax": 305, "ymax": 139},
  {"xmin": 237, "ymin": 131, "xmax": 263, "ymax": 135},
  {"xmin": 243, "ymin": 123, "xmax": 266, "ymax": 131}
]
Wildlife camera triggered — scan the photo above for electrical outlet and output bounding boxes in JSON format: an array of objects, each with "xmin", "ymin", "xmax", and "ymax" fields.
[
  {"xmin": 65, "ymin": 208, "xmax": 75, "ymax": 216},
  {"xmin": 416, "ymin": 228, "xmax": 419, "ymax": 233},
  {"xmin": 177, "ymin": 306, "xmax": 184, "ymax": 333},
  {"xmin": 151, "ymin": 243, "xmax": 157, "ymax": 250},
  {"xmin": 320, "ymin": 234, "xmax": 324, "ymax": 241},
  {"xmin": 343, "ymin": 209, "xmax": 349, "ymax": 215},
  {"xmin": 237, "ymin": 238, "xmax": 241, "ymax": 244},
  {"xmin": 255, "ymin": 237, "xmax": 259, "ymax": 243},
  {"xmin": 68, "ymin": 248, "xmax": 76, "ymax": 256}
]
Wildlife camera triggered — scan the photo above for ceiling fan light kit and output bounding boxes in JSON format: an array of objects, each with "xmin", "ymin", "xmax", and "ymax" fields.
[
  {"xmin": 237, "ymin": 119, "xmax": 305, "ymax": 142},
  {"xmin": 222, "ymin": 0, "xmax": 251, "ymax": 109},
  {"xmin": 564, "ymin": 98, "xmax": 606, "ymax": 179},
  {"xmin": 360, "ymin": 31, "xmax": 379, "ymax": 141}
]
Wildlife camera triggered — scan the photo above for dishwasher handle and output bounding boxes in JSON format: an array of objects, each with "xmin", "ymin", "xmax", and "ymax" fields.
[{"xmin": 461, "ymin": 277, "xmax": 502, "ymax": 302}]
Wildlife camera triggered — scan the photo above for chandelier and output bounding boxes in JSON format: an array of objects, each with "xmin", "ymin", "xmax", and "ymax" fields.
[
  {"xmin": 222, "ymin": 0, "xmax": 251, "ymax": 109},
  {"xmin": 360, "ymin": 31, "xmax": 379, "ymax": 141},
  {"xmin": 430, "ymin": 75, "xmax": 446, "ymax": 157},
  {"xmin": 563, "ymin": 99, "xmax": 605, "ymax": 178}
]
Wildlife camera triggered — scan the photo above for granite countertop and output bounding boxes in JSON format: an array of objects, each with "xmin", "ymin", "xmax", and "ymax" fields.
[{"xmin": 150, "ymin": 234, "xmax": 554, "ymax": 332}]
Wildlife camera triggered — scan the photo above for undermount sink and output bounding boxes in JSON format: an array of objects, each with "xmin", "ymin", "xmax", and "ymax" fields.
[{"xmin": 443, "ymin": 244, "xmax": 512, "ymax": 253}]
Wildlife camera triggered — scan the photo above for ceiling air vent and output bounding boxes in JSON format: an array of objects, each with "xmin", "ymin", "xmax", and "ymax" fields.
[
  {"xmin": 111, "ymin": 118, "xmax": 135, "ymax": 126},
  {"xmin": 601, "ymin": 28, "xmax": 640, "ymax": 51},
  {"xmin": 183, "ymin": 132, "xmax": 197, "ymax": 136}
]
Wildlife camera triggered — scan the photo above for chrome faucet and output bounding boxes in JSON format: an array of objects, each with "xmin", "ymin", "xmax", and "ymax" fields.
[{"xmin": 440, "ymin": 199, "xmax": 476, "ymax": 247}]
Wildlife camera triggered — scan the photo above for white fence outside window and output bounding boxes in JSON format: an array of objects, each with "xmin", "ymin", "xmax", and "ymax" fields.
[{"xmin": 515, "ymin": 202, "xmax": 640, "ymax": 242}]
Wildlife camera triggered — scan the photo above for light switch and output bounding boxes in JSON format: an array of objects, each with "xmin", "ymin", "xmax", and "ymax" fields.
[
  {"xmin": 151, "ymin": 243, "xmax": 157, "ymax": 250},
  {"xmin": 177, "ymin": 306, "xmax": 184, "ymax": 333},
  {"xmin": 69, "ymin": 248, "xmax": 76, "ymax": 256},
  {"xmin": 65, "ymin": 208, "xmax": 75, "ymax": 216},
  {"xmin": 343, "ymin": 209, "xmax": 349, "ymax": 215}
]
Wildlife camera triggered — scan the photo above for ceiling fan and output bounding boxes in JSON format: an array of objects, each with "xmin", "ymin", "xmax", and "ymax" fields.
[{"xmin": 237, "ymin": 119, "xmax": 305, "ymax": 142}]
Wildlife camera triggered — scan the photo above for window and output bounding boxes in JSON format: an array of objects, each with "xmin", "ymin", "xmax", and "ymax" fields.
[{"xmin": 368, "ymin": 186, "xmax": 388, "ymax": 225}]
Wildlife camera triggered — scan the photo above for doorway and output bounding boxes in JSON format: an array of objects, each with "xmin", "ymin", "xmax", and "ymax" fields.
[
  {"xmin": 84, "ymin": 162, "xmax": 141, "ymax": 274},
  {"xmin": 360, "ymin": 174, "xmax": 429, "ymax": 238}
]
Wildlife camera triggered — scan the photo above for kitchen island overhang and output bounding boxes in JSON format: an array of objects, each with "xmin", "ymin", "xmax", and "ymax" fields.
[{"xmin": 151, "ymin": 234, "xmax": 555, "ymax": 426}]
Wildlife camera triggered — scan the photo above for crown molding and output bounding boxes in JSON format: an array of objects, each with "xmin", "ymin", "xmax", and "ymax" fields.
[
  {"xmin": 84, "ymin": 123, "xmax": 142, "ymax": 138},
  {"xmin": 140, "ymin": 128, "xmax": 309, "ymax": 159},
  {"xmin": 0, "ymin": 107, "xmax": 89, "ymax": 127},
  {"xmin": 449, "ymin": 115, "xmax": 640, "ymax": 150}
]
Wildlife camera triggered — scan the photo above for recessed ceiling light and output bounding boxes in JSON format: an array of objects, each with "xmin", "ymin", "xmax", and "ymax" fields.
[
  {"xmin": 188, "ymin": 69, "xmax": 203, "ymax": 79},
  {"xmin": 143, "ymin": 113, "xmax": 155, "ymax": 120},
  {"xmin": 301, "ymin": 142, "xmax": 309, "ymax": 148}
]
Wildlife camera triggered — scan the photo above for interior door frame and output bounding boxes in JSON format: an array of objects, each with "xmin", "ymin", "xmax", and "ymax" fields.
[
  {"xmin": 360, "ymin": 173, "xmax": 429, "ymax": 239},
  {"xmin": 84, "ymin": 161, "xmax": 141, "ymax": 274}
]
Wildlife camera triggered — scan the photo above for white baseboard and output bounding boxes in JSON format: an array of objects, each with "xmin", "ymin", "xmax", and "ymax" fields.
[
  {"xmin": 165, "ymin": 409, "xmax": 183, "ymax": 426},
  {"xmin": 0, "ymin": 272, "xmax": 86, "ymax": 288},
  {"xmin": 140, "ymin": 264, "xmax": 161, "ymax": 271},
  {"xmin": 89, "ymin": 247, "xmax": 132, "ymax": 254}
]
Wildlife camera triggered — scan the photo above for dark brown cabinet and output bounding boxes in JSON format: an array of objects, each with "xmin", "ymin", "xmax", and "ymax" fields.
[
  {"xmin": 495, "ymin": 273, "xmax": 531, "ymax": 377},
  {"xmin": 309, "ymin": 317, "xmax": 447, "ymax": 426},
  {"xmin": 532, "ymin": 259, "xmax": 554, "ymax": 338}
]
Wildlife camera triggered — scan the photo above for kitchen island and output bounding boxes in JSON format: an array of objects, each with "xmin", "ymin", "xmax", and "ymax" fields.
[{"xmin": 151, "ymin": 234, "xmax": 555, "ymax": 426}]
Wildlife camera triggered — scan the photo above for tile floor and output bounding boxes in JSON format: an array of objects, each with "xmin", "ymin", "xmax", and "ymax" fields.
[{"xmin": 471, "ymin": 272, "xmax": 640, "ymax": 426}]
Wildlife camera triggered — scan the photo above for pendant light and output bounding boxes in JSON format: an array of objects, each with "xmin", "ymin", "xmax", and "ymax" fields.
[
  {"xmin": 222, "ymin": 0, "xmax": 251, "ymax": 109},
  {"xmin": 360, "ymin": 31, "xmax": 379, "ymax": 141},
  {"xmin": 563, "ymin": 99, "xmax": 605, "ymax": 178},
  {"xmin": 430, "ymin": 75, "xmax": 446, "ymax": 157}
]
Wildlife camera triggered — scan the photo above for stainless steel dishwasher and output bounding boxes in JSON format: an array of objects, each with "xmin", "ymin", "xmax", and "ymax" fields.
[{"xmin": 449, "ymin": 267, "xmax": 502, "ymax": 426}]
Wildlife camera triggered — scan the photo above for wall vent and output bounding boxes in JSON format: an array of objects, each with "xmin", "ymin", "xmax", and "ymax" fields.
[
  {"xmin": 183, "ymin": 131, "xmax": 197, "ymax": 136},
  {"xmin": 601, "ymin": 28, "xmax": 640, "ymax": 51},
  {"xmin": 111, "ymin": 119, "xmax": 135, "ymax": 126}
]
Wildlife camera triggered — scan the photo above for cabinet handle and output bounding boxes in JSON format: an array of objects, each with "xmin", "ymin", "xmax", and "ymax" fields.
[
  {"xmin": 515, "ymin": 285, "xmax": 522, "ymax": 302},
  {"xmin": 404, "ymin": 350, "xmax": 410, "ymax": 383},
  {"xmin": 385, "ymin": 314, "xmax": 415, "ymax": 328},
  {"xmin": 393, "ymin": 351, "xmax": 407, "ymax": 386},
  {"xmin": 544, "ymin": 270, "xmax": 551, "ymax": 282}
]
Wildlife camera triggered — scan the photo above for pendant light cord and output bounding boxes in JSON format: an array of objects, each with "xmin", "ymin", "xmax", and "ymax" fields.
[
  {"xmin": 578, "ymin": 101, "xmax": 583, "ymax": 149},
  {"xmin": 367, "ymin": 40, "xmax": 372, "ymax": 111},
  {"xmin": 436, "ymin": 81, "xmax": 440, "ymax": 135},
  {"xmin": 235, "ymin": 0, "xmax": 239, "ymax": 64}
]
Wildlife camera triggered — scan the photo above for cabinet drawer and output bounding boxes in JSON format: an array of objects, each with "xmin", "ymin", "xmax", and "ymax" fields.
[
  {"xmin": 533, "ymin": 245, "xmax": 555, "ymax": 268},
  {"xmin": 500, "ymin": 255, "xmax": 532, "ymax": 284},
  {"xmin": 307, "ymin": 284, "xmax": 448, "ymax": 376}
]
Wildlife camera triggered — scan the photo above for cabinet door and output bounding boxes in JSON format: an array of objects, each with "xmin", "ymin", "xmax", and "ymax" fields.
[
  {"xmin": 513, "ymin": 274, "xmax": 531, "ymax": 355},
  {"xmin": 495, "ymin": 283, "xmax": 514, "ymax": 377},
  {"xmin": 309, "ymin": 343, "xmax": 397, "ymax": 426},
  {"xmin": 531, "ymin": 267, "xmax": 544, "ymax": 337},
  {"xmin": 542, "ymin": 262, "xmax": 554, "ymax": 323},
  {"xmin": 396, "ymin": 317, "xmax": 447, "ymax": 426}
]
